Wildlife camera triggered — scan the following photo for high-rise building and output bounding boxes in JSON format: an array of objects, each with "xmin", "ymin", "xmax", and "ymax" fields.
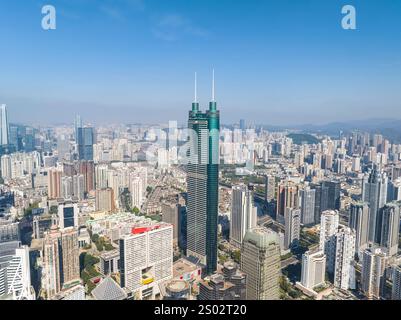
[
  {"xmin": 58, "ymin": 203, "xmax": 79, "ymax": 230},
  {"xmin": 42, "ymin": 228, "xmax": 62, "ymax": 298},
  {"xmin": 186, "ymin": 72, "xmax": 220, "ymax": 275},
  {"xmin": 95, "ymin": 188, "xmax": 116, "ymax": 212},
  {"xmin": 48, "ymin": 168, "xmax": 62, "ymax": 199},
  {"xmin": 131, "ymin": 177, "xmax": 143, "ymax": 210},
  {"xmin": 161, "ymin": 202, "xmax": 182, "ymax": 247},
  {"xmin": 95, "ymin": 164, "xmax": 109, "ymax": 189},
  {"xmin": 361, "ymin": 246, "xmax": 387, "ymax": 300},
  {"xmin": 0, "ymin": 104, "xmax": 9, "ymax": 146},
  {"xmin": 319, "ymin": 210, "xmax": 339, "ymax": 274},
  {"xmin": 77, "ymin": 127, "xmax": 94, "ymax": 161},
  {"xmin": 74, "ymin": 115, "xmax": 82, "ymax": 143},
  {"xmin": 323, "ymin": 181, "xmax": 341, "ymax": 210},
  {"xmin": 349, "ymin": 202, "xmax": 369, "ymax": 256},
  {"xmin": 333, "ymin": 227, "xmax": 356, "ymax": 290},
  {"xmin": 79, "ymin": 160, "xmax": 95, "ymax": 194},
  {"xmin": 362, "ymin": 168, "xmax": 388, "ymax": 243},
  {"xmin": 392, "ymin": 265, "xmax": 401, "ymax": 300},
  {"xmin": 119, "ymin": 222, "xmax": 173, "ymax": 300},
  {"xmin": 264, "ymin": 175, "xmax": 276, "ymax": 203},
  {"xmin": 42, "ymin": 227, "xmax": 80, "ymax": 299},
  {"xmin": 300, "ymin": 186, "xmax": 316, "ymax": 226},
  {"xmin": 312, "ymin": 183, "xmax": 329, "ymax": 224},
  {"xmin": 284, "ymin": 208, "xmax": 301, "ymax": 250},
  {"xmin": 276, "ymin": 181, "xmax": 299, "ymax": 224},
  {"xmin": 239, "ymin": 119, "xmax": 245, "ymax": 131},
  {"xmin": 0, "ymin": 241, "xmax": 35, "ymax": 300},
  {"xmin": 299, "ymin": 249, "xmax": 326, "ymax": 291},
  {"xmin": 388, "ymin": 178, "xmax": 401, "ymax": 202},
  {"xmin": 241, "ymin": 227, "xmax": 281, "ymax": 300},
  {"xmin": 0, "ymin": 155, "xmax": 11, "ymax": 179},
  {"xmin": 230, "ymin": 184, "xmax": 257, "ymax": 248},
  {"xmin": 379, "ymin": 202, "xmax": 400, "ymax": 257},
  {"xmin": 59, "ymin": 228, "xmax": 80, "ymax": 285}
]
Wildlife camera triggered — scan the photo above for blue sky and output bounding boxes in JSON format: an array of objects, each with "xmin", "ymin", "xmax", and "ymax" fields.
[{"xmin": 1, "ymin": 0, "xmax": 401, "ymax": 126}]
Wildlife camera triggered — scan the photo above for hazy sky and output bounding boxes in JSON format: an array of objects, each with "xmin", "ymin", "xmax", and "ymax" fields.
[{"xmin": 1, "ymin": 0, "xmax": 401, "ymax": 126}]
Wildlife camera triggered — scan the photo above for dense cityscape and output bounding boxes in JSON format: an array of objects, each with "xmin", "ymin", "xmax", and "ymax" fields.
[
  {"xmin": 2, "ymin": 1, "xmax": 401, "ymax": 309},
  {"xmin": 1, "ymin": 75, "xmax": 401, "ymax": 301}
]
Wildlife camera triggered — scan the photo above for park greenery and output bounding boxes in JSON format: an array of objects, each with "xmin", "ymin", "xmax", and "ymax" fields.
[{"xmin": 80, "ymin": 253, "xmax": 100, "ymax": 294}]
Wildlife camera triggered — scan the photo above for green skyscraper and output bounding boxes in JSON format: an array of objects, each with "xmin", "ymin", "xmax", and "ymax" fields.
[{"xmin": 187, "ymin": 71, "xmax": 220, "ymax": 275}]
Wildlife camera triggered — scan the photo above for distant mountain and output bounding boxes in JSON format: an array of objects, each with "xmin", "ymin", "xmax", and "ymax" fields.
[
  {"xmin": 287, "ymin": 133, "xmax": 320, "ymax": 145},
  {"xmin": 260, "ymin": 119, "xmax": 401, "ymax": 143}
]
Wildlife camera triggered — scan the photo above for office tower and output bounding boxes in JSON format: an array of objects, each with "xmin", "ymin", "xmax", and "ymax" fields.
[
  {"xmin": 119, "ymin": 223, "xmax": 173, "ymax": 300},
  {"xmin": 79, "ymin": 160, "xmax": 95, "ymax": 194},
  {"xmin": 300, "ymin": 186, "xmax": 316, "ymax": 226},
  {"xmin": 162, "ymin": 202, "xmax": 181, "ymax": 246},
  {"xmin": 323, "ymin": 181, "xmax": 341, "ymax": 210},
  {"xmin": 284, "ymin": 208, "xmax": 301, "ymax": 250},
  {"xmin": 0, "ymin": 104, "xmax": 9, "ymax": 146},
  {"xmin": 334, "ymin": 227, "xmax": 356, "ymax": 290},
  {"xmin": 230, "ymin": 184, "xmax": 257, "ymax": 248},
  {"xmin": 131, "ymin": 177, "xmax": 143, "ymax": 210},
  {"xmin": 312, "ymin": 183, "xmax": 329, "ymax": 224},
  {"xmin": 239, "ymin": 119, "xmax": 245, "ymax": 131},
  {"xmin": 349, "ymin": 202, "xmax": 370, "ymax": 256},
  {"xmin": 362, "ymin": 168, "xmax": 388, "ymax": 243},
  {"xmin": 319, "ymin": 210, "xmax": 339, "ymax": 274},
  {"xmin": 95, "ymin": 188, "xmax": 116, "ymax": 212},
  {"xmin": 392, "ymin": 265, "xmax": 401, "ymax": 300},
  {"xmin": 74, "ymin": 115, "xmax": 82, "ymax": 142},
  {"xmin": 48, "ymin": 168, "xmax": 63, "ymax": 199},
  {"xmin": 23, "ymin": 127, "xmax": 35, "ymax": 152},
  {"xmin": 58, "ymin": 203, "xmax": 79, "ymax": 229},
  {"xmin": 186, "ymin": 72, "xmax": 220, "ymax": 275},
  {"xmin": 42, "ymin": 227, "xmax": 80, "ymax": 298},
  {"xmin": 8, "ymin": 125, "xmax": 19, "ymax": 151},
  {"xmin": 241, "ymin": 227, "xmax": 281, "ymax": 300},
  {"xmin": 276, "ymin": 181, "xmax": 299, "ymax": 224},
  {"xmin": 77, "ymin": 127, "xmax": 94, "ymax": 161},
  {"xmin": 264, "ymin": 175, "xmax": 276, "ymax": 203},
  {"xmin": 361, "ymin": 246, "xmax": 387, "ymax": 300},
  {"xmin": 379, "ymin": 202, "xmax": 400, "ymax": 257},
  {"xmin": 299, "ymin": 249, "xmax": 326, "ymax": 291},
  {"xmin": 0, "ymin": 241, "xmax": 35, "ymax": 300}
]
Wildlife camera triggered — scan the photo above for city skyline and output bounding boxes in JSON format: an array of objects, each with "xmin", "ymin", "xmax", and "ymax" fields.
[
  {"xmin": 2, "ymin": 0, "xmax": 401, "ymax": 125},
  {"xmin": 2, "ymin": 0, "xmax": 401, "ymax": 306}
]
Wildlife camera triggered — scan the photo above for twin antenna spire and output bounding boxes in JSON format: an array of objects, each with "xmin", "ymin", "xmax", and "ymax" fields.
[{"xmin": 194, "ymin": 69, "xmax": 215, "ymax": 103}]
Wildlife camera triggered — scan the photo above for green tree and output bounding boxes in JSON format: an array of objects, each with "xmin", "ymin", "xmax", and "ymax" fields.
[{"xmin": 231, "ymin": 250, "xmax": 241, "ymax": 264}]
